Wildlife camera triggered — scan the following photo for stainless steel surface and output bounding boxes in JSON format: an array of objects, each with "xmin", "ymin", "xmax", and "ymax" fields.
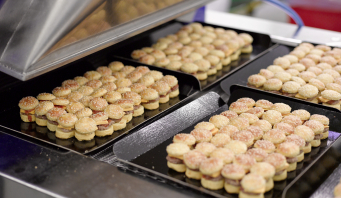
[
  {"xmin": 0, "ymin": 0, "xmax": 211, "ymax": 81},
  {"xmin": 204, "ymin": 10, "xmax": 341, "ymax": 47}
]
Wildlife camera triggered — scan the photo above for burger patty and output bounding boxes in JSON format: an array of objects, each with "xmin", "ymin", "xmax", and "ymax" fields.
[
  {"xmin": 92, "ymin": 110, "xmax": 103, "ymax": 114},
  {"xmin": 324, "ymin": 127, "xmax": 329, "ymax": 132},
  {"xmin": 166, "ymin": 156, "xmax": 183, "ymax": 164},
  {"xmin": 225, "ymin": 178, "xmax": 241, "ymax": 186},
  {"xmin": 246, "ymin": 83, "xmax": 258, "ymax": 89},
  {"xmin": 35, "ymin": 114, "xmax": 47, "ymax": 120},
  {"xmin": 326, "ymin": 99, "xmax": 340, "ymax": 105},
  {"xmin": 305, "ymin": 142, "xmax": 310, "ymax": 146},
  {"xmin": 97, "ymin": 119, "xmax": 119, "ymax": 130},
  {"xmin": 188, "ymin": 168, "xmax": 199, "ymax": 172},
  {"xmin": 210, "ymin": 65, "xmax": 216, "ymax": 69},
  {"xmin": 160, "ymin": 90, "xmax": 171, "ymax": 98},
  {"xmin": 197, "ymin": 71, "xmax": 206, "ymax": 74},
  {"xmin": 58, "ymin": 128, "xmax": 73, "ymax": 133},
  {"xmin": 133, "ymin": 105, "xmax": 141, "ymax": 110},
  {"xmin": 305, "ymin": 96, "xmax": 317, "ymax": 102},
  {"xmin": 286, "ymin": 156, "xmax": 298, "ymax": 163},
  {"xmin": 142, "ymin": 97, "xmax": 160, "ymax": 104},
  {"xmin": 314, "ymin": 134, "xmax": 323, "ymax": 140},
  {"xmin": 268, "ymin": 90, "xmax": 281, "ymax": 94},
  {"xmin": 282, "ymin": 92, "xmax": 296, "ymax": 97},
  {"xmin": 275, "ymin": 169, "xmax": 286, "ymax": 176},
  {"xmin": 171, "ymin": 84, "xmax": 179, "ymax": 91},
  {"xmin": 202, "ymin": 174, "xmax": 224, "ymax": 181},
  {"xmin": 124, "ymin": 110, "xmax": 134, "ymax": 115},
  {"xmin": 54, "ymin": 105, "xmax": 65, "ymax": 109},
  {"xmin": 241, "ymin": 188, "xmax": 261, "ymax": 196},
  {"xmin": 48, "ymin": 120, "xmax": 58, "ymax": 125}
]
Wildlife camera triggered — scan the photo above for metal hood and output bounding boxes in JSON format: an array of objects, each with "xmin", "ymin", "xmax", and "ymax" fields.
[{"xmin": 0, "ymin": 0, "xmax": 211, "ymax": 81}]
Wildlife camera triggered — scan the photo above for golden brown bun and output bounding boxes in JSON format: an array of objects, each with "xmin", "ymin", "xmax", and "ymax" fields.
[
  {"xmin": 185, "ymin": 168, "xmax": 202, "ymax": 180},
  {"xmin": 259, "ymin": 69, "xmax": 274, "ymax": 79},
  {"xmin": 210, "ymin": 133, "xmax": 231, "ymax": 148},
  {"xmin": 78, "ymin": 86, "xmax": 94, "ymax": 96},
  {"xmin": 250, "ymin": 162, "xmax": 275, "ymax": 180},
  {"xmin": 52, "ymin": 98, "xmax": 70, "ymax": 107},
  {"xmin": 74, "ymin": 76, "xmax": 89, "ymax": 86},
  {"xmin": 286, "ymin": 134, "xmax": 305, "ymax": 149},
  {"xmin": 89, "ymin": 97, "xmax": 108, "ymax": 111},
  {"xmin": 316, "ymin": 73, "xmax": 334, "ymax": 85},
  {"xmin": 254, "ymin": 140, "xmax": 275, "ymax": 154},
  {"xmin": 321, "ymin": 90, "xmax": 341, "ymax": 100},
  {"xmin": 221, "ymin": 164, "xmax": 245, "ymax": 180},
  {"xmin": 131, "ymin": 50, "xmax": 147, "ymax": 59},
  {"xmin": 66, "ymin": 102, "xmax": 85, "ymax": 114},
  {"xmin": 19, "ymin": 96, "xmax": 39, "ymax": 110},
  {"xmin": 246, "ymin": 126, "xmax": 263, "ymax": 140},
  {"xmin": 255, "ymin": 99, "xmax": 273, "ymax": 110},
  {"xmin": 283, "ymin": 55, "xmax": 299, "ymax": 64},
  {"xmin": 46, "ymin": 107, "xmax": 67, "ymax": 121},
  {"xmin": 100, "ymin": 75, "xmax": 116, "ymax": 84},
  {"xmin": 219, "ymin": 125, "xmax": 239, "ymax": 136},
  {"xmin": 67, "ymin": 92, "xmax": 83, "ymax": 102},
  {"xmin": 91, "ymin": 88, "xmax": 107, "ymax": 98},
  {"xmin": 239, "ymin": 113, "xmax": 259, "ymax": 125},
  {"xmin": 173, "ymin": 134, "xmax": 196, "ymax": 147},
  {"xmin": 220, "ymin": 110, "xmax": 239, "ymax": 120},
  {"xmin": 200, "ymin": 157, "xmax": 224, "ymax": 175},
  {"xmin": 230, "ymin": 117, "xmax": 249, "ymax": 131},
  {"xmin": 273, "ymin": 169, "xmax": 287, "ymax": 181},
  {"xmin": 75, "ymin": 108, "xmax": 92, "ymax": 119},
  {"xmin": 79, "ymin": 96, "xmax": 93, "ymax": 107},
  {"xmin": 75, "ymin": 132, "xmax": 95, "ymax": 141},
  {"xmin": 167, "ymin": 161, "xmax": 186, "ymax": 172},
  {"xmin": 96, "ymin": 125, "xmax": 114, "ymax": 137},
  {"xmin": 75, "ymin": 117, "xmax": 97, "ymax": 134},
  {"xmin": 120, "ymin": 66, "xmax": 135, "ymax": 75},
  {"xmin": 210, "ymin": 148, "xmax": 234, "ymax": 164},
  {"xmin": 122, "ymin": 92, "xmax": 141, "ymax": 105},
  {"xmin": 130, "ymin": 83, "xmax": 147, "ymax": 94},
  {"xmin": 264, "ymin": 153, "xmax": 288, "ymax": 171},
  {"xmin": 112, "ymin": 119, "xmax": 126, "ymax": 131},
  {"xmin": 263, "ymin": 129, "xmax": 286, "ymax": 145},
  {"xmin": 274, "ymin": 123, "xmax": 294, "ymax": 136},
  {"xmin": 310, "ymin": 114, "xmax": 329, "ymax": 125},
  {"xmin": 190, "ymin": 128, "xmax": 212, "ymax": 143},
  {"xmin": 86, "ymin": 79, "xmax": 103, "ymax": 90},
  {"xmin": 231, "ymin": 131, "xmax": 254, "ymax": 147},
  {"xmin": 201, "ymin": 177, "xmax": 224, "ymax": 190},
  {"xmin": 57, "ymin": 113, "xmax": 78, "ymax": 128},
  {"xmin": 304, "ymin": 120, "xmax": 324, "ymax": 134},
  {"xmin": 295, "ymin": 125, "xmax": 314, "ymax": 142},
  {"xmin": 184, "ymin": 150, "xmax": 207, "ymax": 169},
  {"xmin": 282, "ymin": 115, "xmax": 302, "ymax": 128},
  {"xmin": 224, "ymin": 183, "xmax": 241, "ymax": 194},
  {"xmin": 252, "ymin": 120, "xmax": 272, "ymax": 133},
  {"xmin": 167, "ymin": 143, "xmax": 190, "ymax": 158},
  {"xmin": 267, "ymin": 65, "xmax": 284, "ymax": 73},
  {"xmin": 84, "ymin": 71, "xmax": 101, "ymax": 80},
  {"xmin": 263, "ymin": 79, "xmax": 282, "ymax": 91},
  {"xmin": 247, "ymin": 75, "xmax": 266, "ymax": 87},
  {"xmin": 101, "ymin": 82, "xmax": 117, "ymax": 92},
  {"xmin": 224, "ymin": 140, "xmax": 247, "ymax": 155},
  {"xmin": 37, "ymin": 93, "xmax": 56, "ymax": 101},
  {"xmin": 229, "ymin": 102, "xmax": 249, "ymax": 114},
  {"xmin": 62, "ymin": 79, "xmax": 80, "ymax": 91},
  {"xmin": 274, "ymin": 72, "xmax": 291, "ymax": 83},
  {"xmin": 277, "ymin": 142, "xmax": 300, "ymax": 157},
  {"xmin": 247, "ymin": 148, "xmax": 268, "ymax": 162},
  {"xmin": 123, "ymin": 113, "xmax": 133, "ymax": 123},
  {"xmin": 20, "ymin": 114, "xmax": 35, "ymax": 122},
  {"xmin": 241, "ymin": 173, "xmax": 266, "ymax": 194},
  {"xmin": 133, "ymin": 105, "xmax": 144, "ymax": 117},
  {"xmin": 140, "ymin": 88, "xmax": 159, "ymax": 100},
  {"xmin": 35, "ymin": 101, "xmax": 54, "ymax": 115},
  {"xmin": 55, "ymin": 128, "xmax": 75, "ymax": 139},
  {"xmin": 90, "ymin": 112, "xmax": 108, "ymax": 122},
  {"xmin": 103, "ymin": 91, "xmax": 121, "ymax": 104},
  {"xmin": 97, "ymin": 66, "xmax": 112, "ymax": 76},
  {"xmin": 142, "ymin": 101, "xmax": 159, "ymax": 110},
  {"xmin": 52, "ymin": 87, "xmax": 71, "ymax": 97},
  {"xmin": 151, "ymin": 81, "xmax": 171, "ymax": 96},
  {"xmin": 35, "ymin": 117, "xmax": 47, "ymax": 126},
  {"xmin": 236, "ymin": 98, "xmax": 256, "ymax": 108},
  {"xmin": 209, "ymin": 115, "xmax": 229, "ymax": 129},
  {"xmin": 262, "ymin": 110, "xmax": 282, "ymax": 125},
  {"xmin": 46, "ymin": 121, "xmax": 57, "ymax": 131},
  {"xmin": 114, "ymin": 99, "xmax": 134, "ymax": 111},
  {"xmin": 291, "ymin": 109, "xmax": 310, "ymax": 121}
]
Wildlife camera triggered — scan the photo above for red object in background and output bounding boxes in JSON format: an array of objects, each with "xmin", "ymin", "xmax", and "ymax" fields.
[{"xmin": 289, "ymin": 7, "xmax": 341, "ymax": 32}]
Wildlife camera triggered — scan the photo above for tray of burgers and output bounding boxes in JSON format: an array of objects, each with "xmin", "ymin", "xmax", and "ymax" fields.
[
  {"xmin": 110, "ymin": 20, "xmax": 272, "ymax": 90},
  {"xmin": 6, "ymin": 56, "xmax": 200, "ymax": 154},
  {"xmin": 112, "ymin": 85, "xmax": 341, "ymax": 198},
  {"xmin": 220, "ymin": 42, "xmax": 341, "ymax": 111}
]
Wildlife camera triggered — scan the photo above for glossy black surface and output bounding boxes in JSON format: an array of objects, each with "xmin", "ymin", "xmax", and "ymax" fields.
[
  {"xmin": 113, "ymin": 85, "xmax": 341, "ymax": 198},
  {"xmin": 0, "ymin": 56, "xmax": 199, "ymax": 155},
  {"xmin": 112, "ymin": 20, "xmax": 272, "ymax": 90}
]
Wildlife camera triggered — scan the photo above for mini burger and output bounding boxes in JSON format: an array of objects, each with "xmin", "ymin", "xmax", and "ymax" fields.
[
  {"xmin": 258, "ymin": 69, "xmax": 274, "ymax": 80},
  {"xmin": 239, "ymin": 33, "xmax": 253, "ymax": 53},
  {"xmin": 255, "ymin": 99, "xmax": 273, "ymax": 111},
  {"xmin": 183, "ymin": 150, "xmax": 207, "ymax": 180},
  {"xmin": 263, "ymin": 129, "xmax": 286, "ymax": 147},
  {"xmin": 194, "ymin": 59, "xmax": 210, "ymax": 80},
  {"xmin": 103, "ymin": 91, "xmax": 121, "ymax": 104},
  {"xmin": 250, "ymin": 162, "xmax": 275, "ymax": 192},
  {"xmin": 281, "ymin": 81, "xmax": 301, "ymax": 97},
  {"xmin": 56, "ymin": 113, "xmax": 78, "ymax": 139},
  {"xmin": 199, "ymin": 158, "xmax": 224, "ymax": 190},
  {"xmin": 79, "ymin": 96, "xmax": 93, "ymax": 107},
  {"xmin": 84, "ymin": 71, "xmax": 102, "ymax": 80},
  {"xmin": 89, "ymin": 97, "xmax": 108, "ymax": 114},
  {"xmin": 245, "ymin": 126, "xmax": 264, "ymax": 141},
  {"xmin": 52, "ymin": 98, "xmax": 70, "ymax": 110},
  {"xmin": 140, "ymin": 88, "xmax": 160, "ymax": 110},
  {"xmin": 283, "ymin": 55, "xmax": 299, "ymax": 64},
  {"xmin": 296, "ymin": 84, "xmax": 319, "ymax": 103},
  {"xmin": 237, "ymin": 98, "xmax": 256, "ymax": 109},
  {"xmin": 276, "ymin": 142, "xmax": 300, "ymax": 172},
  {"xmin": 224, "ymin": 140, "xmax": 248, "ymax": 155},
  {"xmin": 263, "ymin": 78, "xmax": 283, "ymax": 94},
  {"xmin": 291, "ymin": 109, "xmax": 310, "ymax": 123},
  {"xmin": 74, "ymin": 76, "xmax": 89, "ymax": 86},
  {"xmin": 221, "ymin": 164, "xmax": 245, "ymax": 194},
  {"xmin": 310, "ymin": 114, "xmax": 330, "ymax": 139},
  {"xmin": 246, "ymin": 148, "xmax": 268, "ymax": 162},
  {"xmin": 246, "ymin": 107, "xmax": 264, "ymax": 119},
  {"xmin": 195, "ymin": 142, "xmax": 217, "ymax": 157},
  {"xmin": 274, "ymin": 123, "xmax": 294, "ymax": 136},
  {"xmin": 108, "ymin": 61, "xmax": 124, "ymax": 72},
  {"xmin": 151, "ymin": 81, "xmax": 171, "ymax": 103},
  {"xmin": 181, "ymin": 63, "xmax": 198, "ymax": 76},
  {"xmin": 273, "ymin": 72, "xmax": 292, "ymax": 83},
  {"xmin": 137, "ymin": 75, "xmax": 155, "ymax": 87},
  {"xmin": 130, "ymin": 83, "xmax": 147, "ymax": 94},
  {"xmin": 67, "ymin": 92, "xmax": 83, "ymax": 102},
  {"xmin": 233, "ymin": 154, "xmax": 256, "ymax": 173},
  {"xmin": 173, "ymin": 133, "xmax": 196, "ymax": 148},
  {"xmin": 160, "ymin": 75, "xmax": 179, "ymax": 98},
  {"xmin": 209, "ymin": 115, "xmax": 230, "ymax": 129},
  {"xmin": 46, "ymin": 107, "xmax": 66, "ymax": 131},
  {"xmin": 253, "ymin": 140, "xmax": 276, "ymax": 154},
  {"xmin": 91, "ymin": 88, "xmax": 107, "ymax": 98},
  {"xmin": 229, "ymin": 117, "xmax": 250, "ymax": 131},
  {"xmin": 114, "ymin": 99, "xmax": 134, "ymax": 122},
  {"xmin": 35, "ymin": 101, "xmax": 54, "ymax": 126},
  {"xmin": 231, "ymin": 131, "xmax": 254, "ymax": 148},
  {"xmin": 247, "ymin": 75, "xmax": 266, "ymax": 89},
  {"xmin": 286, "ymin": 134, "xmax": 305, "ymax": 162},
  {"xmin": 304, "ymin": 120, "xmax": 324, "ymax": 147},
  {"xmin": 66, "ymin": 102, "xmax": 85, "ymax": 114},
  {"xmin": 62, "ymin": 79, "xmax": 80, "ymax": 91},
  {"xmin": 74, "ymin": 117, "xmax": 97, "ymax": 141},
  {"xmin": 294, "ymin": 125, "xmax": 314, "ymax": 153},
  {"xmin": 190, "ymin": 128, "xmax": 212, "ymax": 143},
  {"xmin": 270, "ymin": 103, "xmax": 291, "ymax": 117},
  {"xmin": 219, "ymin": 125, "xmax": 239, "ymax": 136},
  {"xmin": 37, "ymin": 93, "xmax": 56, "ymax": 102},
  {"xmin": 239, "ymin": 113, "xmax": 259, "ymax": 125},
  {"xmin": 90, "ymin": 112, "xmax": 113, "ymax": 137},
  {"xmin": 96, "ymin": 66, "xmax": 112, "ymax": 77},
  {"xmin": 78, "ymin": 86, "xmax": 94, "ymax": 96},
  {"xmin": 194, "ymin": 122, "xmax": 219, "ymax": 135},
  {"xmin": 122, "ymin": 92, "xmax": 144, "ymax": 117},
  {"xmin": 264, "ymin": 153, "xmax": 289, "ymax": 181},
  {"xmin": 86, "ymin": 80, "xmax": 103, "ymax": 90},
  {"xmin": 210, "ymin": 133, "xmax": 231, "ymax": 148},
  {"xmin": 229, "ymin": 102, "xmax": 249, "ymax": 114},
  {"xmin": 75, "ymin": 108, "xmax": 92, "ymax": 119},
  {"xmin": 52, "ymin": 87, "xmax": 71, "ymax": 98},
  {"xmin": 220, "ymin": 110, "xmax": 238, "ymax": 120},
  {"xmin": 267, "ymin": 65, "xmax": 284, "ymax": 73},
  {"xmin": 252, "ymin": 120, "xmax": 272, "ymax": 133},
  {"xmin": 104, "ymin": 104, "xmax": 126, "ymax": 131},
  {"xmin": 274, "ymin": 57, "xmax": 291, "ymax": 69},
  {"xmin": 262, "ymin": 110, "xmax": 282, "ymax": 125},
  {"xmin": 210, "ymin": 148, "xmax": 235, "ymax": 165},
  {"xmin": 166, "ymin": 142, "xmax": 190, "ymax": 172},
  {"xmin": 19, "ymin": 96, "xmax": 39, "ymax": 122},
  {"xmin": 319, "ymin": 90, "xmax": 341, "ymax": 109}
]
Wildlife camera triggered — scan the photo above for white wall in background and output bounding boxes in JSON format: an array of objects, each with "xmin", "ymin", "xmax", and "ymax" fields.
[{"xmin": 206, "ymin": 0, "xmax": 231, "ymax": 12}]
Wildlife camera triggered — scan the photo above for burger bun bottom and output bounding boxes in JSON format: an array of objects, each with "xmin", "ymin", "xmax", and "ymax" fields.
[
  {"xmin": 287, "ymin": 162, "xmax": 297, "ymax": 172},
  {"xmin": 185, "ymin": 168, "xmax": 202, "ymax": 180},
  {"xmin": 311, "ymin": 139, "xmax": 321, "ymax": 147},
  {"xmin": 196, "ymin": 72, "xmax": 208, "ymax": 81},
  {"xmin": 222, "ymin": 57, "xmax": 231, "ymax": 66},
  {"xmin": 123, "ymin": 113, "xmax": 133, "ymax": 123},
  {"xmin": 297, "ymin": 152, "xmax": 304, "ymax": 162},
  {"xmin": 95, "ymin": 125, "xmax": 114, "ymax": 137},
  {"xmin": 322, "ymin": 102, "xmax": 341, "ymax": 110},
  {"xmin": 133, "ymin": 106, "xmax": 144, "ymax": 117},
  {"xmin": 239, "ymin": 191, "xmax": 263, "ymax": 198},
  {"xmin": 170, "ymin": 89, "xmax": 179, "ymax": 98},
  {"xmin": 241, "ymin": 45, "xmax": 253, "ymax": 54},
  {"xmin": 273, "ymin": 170, "xmax": 287, "ymax": 181},
  {"xmin": 207, "ymin": 68, "xmax": 217, "ymax": 76},
  {"xmin": 322, "ymin": 131, "xmax": 329, "ymax": 139},
  {"xmin": 216, "ymin": 63, "xmax": 222, "ymax": 70},
  {"xmin": 231, "ymin": 51, "xmax": 239, "ymax": 61},
  {"xmin": 159, "ymin": 95, "xmax": 170, "ymax": 103},
  {"xmin": 47, "ymin": 121, "xmax": 57, "ymax": 132},
  {"xmin": 36, "ymin": 117, "xmax": 47, "ymax": 126},
  {"xmin": 201, "ymin": 177, "xmax": 224, "ymax": 190},
  {"xmin": 265, "ymin": 178, "xmax": 274, "ymax": 192},
  {"xmin": 167, "ymin": 161, "xmax": 186, "ymax": 172},
  {"xmin": 75, "ymin": 132, "xmax": 95, "ymax": 141},
  {"xmin": 112, "ymin": 119, "xmax": 127, "ymax": 131},
  {"xmin": 20, "ymin": 114, "xmax": 36, "ymax": 122},
  {"xmin": 143, "ymin": 101, "xmax": 159, "ymax": 110},
  {"xmin": 303, "ymin": 143, "xmax": 312, "ymax": 153},
  {"xmin": 224, "ymin": 183, "xmax": 240, "ymax": 194},
  {"xmin": 55, "ymin": 129, "xmax": 75, "ymax": 139}
]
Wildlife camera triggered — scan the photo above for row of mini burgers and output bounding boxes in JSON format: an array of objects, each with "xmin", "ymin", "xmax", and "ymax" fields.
[
  {"xmin": 131, "ymin": 22, "xmax": 254, "ymax": 80},
  {"xmin": 18, "ymin": 61, "xmax": 180, "ymax": 141},
  {"xmin": 247, "ymin": 42, "xmax": 341, "ymax": 109},
  {"xmin": 165, "ymin": 97, "xmax": 330, "ymax": 197}
]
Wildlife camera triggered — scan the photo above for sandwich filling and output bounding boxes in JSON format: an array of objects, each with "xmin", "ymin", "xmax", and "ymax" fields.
[
  {"xmin": 160, "ymin": 90, "xmax": 171, "ymax": 98},
  {"xmin": 141, "ymin": 97, "xmax": 160, "ymax": 104},
  {"xmin": 166, "ymin": 156, "xmax": 184, "ymax": 165},
  {"xmin": 171, "ymin": 84, "xmax": 179, "ymax": 92},
  {"xmin": 314, "ymin": 134, "xmax": 323, "ymax": 140},
  {"xmin": 319, "ymin": 97, "xmax": 341, "ymax": 105},
  {"xmin": 35, "ymin": 114, "xmax": 47, "ymax": 121},
  {"xmin": 202, "ymin": 174, "xmax": 224, "ymax": 181},
  {"xmin": 54, "ymin": 105, "xmax": 67, "ymax": 110},
  {"xmin": 48, "ymin": 120, "xmax": 58, "ymax": 126},
  {"xmin": 20, "ymin": 109, "xmax": 35, "ymax": 122},
  {"xmin": 295, "ymin": 94, "xmax": 317, "ymax": 101},
  {"xmin": 225, "ymin": 178, "xmax": 242, "ymax": 187},
  {"xmin": 286, "ymin": 156, "xmax": 298, "ymax": 164}
]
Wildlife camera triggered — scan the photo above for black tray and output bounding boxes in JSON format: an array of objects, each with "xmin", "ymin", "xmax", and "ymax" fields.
[
  {"xmin": 0, "ymin": 57, "xmax": 200, "ymax": 155},
  {"xmin": 113, "ymin": 85, "xmax": 341, "ymax": 198},
  {"xmin": 111, "ymin": 20, "xmax": 272, "ymax": 90}
]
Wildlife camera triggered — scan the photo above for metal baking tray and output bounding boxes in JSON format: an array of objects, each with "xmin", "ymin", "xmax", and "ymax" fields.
[
  {"xmin": 111, "ymin": 20, "xmax": 272, "ymax": 90},
  {"xmin": 0, "ymin": 57, "xmax": 200, "ymax": 155},
  {"xmin": 113, "ymin": 85, "xmax": 341, "ymax": 198}
]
